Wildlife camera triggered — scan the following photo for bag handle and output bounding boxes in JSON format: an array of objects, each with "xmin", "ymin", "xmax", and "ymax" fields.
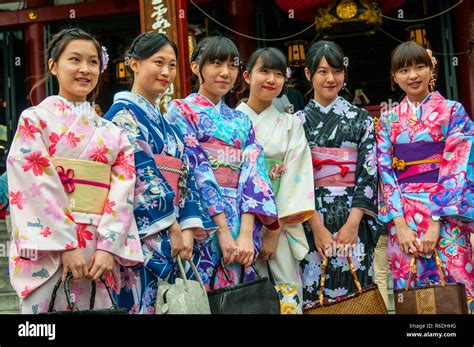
[
  {"xmin": 405, "ymin": 251, "xmax": 446, "ymax": 291},
  {"xmin": 318, "ymin": 256, "xmax": 362, "ymax": 307},
  {"xmin": 266, "ymin": 261, "xmax": 276, "ymax": 286},
  {"xmin": 174, "ymin": 255, "xmax": 207, "ymax": 293},
  {"xmin": 48, "ymin": 272, "xmax": 119, "ymax": 312},
  {"xmin": 209, "ymin": 258, "xmax": 261, "ymax": 290}
]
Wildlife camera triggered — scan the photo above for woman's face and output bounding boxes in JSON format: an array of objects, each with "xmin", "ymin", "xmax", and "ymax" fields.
[
  {"xmin": 192, "ymin": 57, "xmax": 239, "ymax": 104},
  {"xmin": 244, "ymin": 58, "xmax": 285, "ymax": 102},
  {"xmin": 393, "ymin": 62, "xmax": 431, "ymax": 102},
  {"xmin": 131, "ymin": 44, "xmax": 177, "ymax": 98},
  {"xmin": 50, "ymin": 39, "xmax": 100, "ymax": 102},
  {"xmin": 305, "ymin": 56, "xmax": 345, "ymax": 106}
]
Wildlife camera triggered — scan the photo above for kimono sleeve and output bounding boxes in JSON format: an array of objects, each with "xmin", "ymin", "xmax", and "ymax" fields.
[
  {"xmin": 276, "ymin": 115, "xmax": 314, "ymax": 224},
  {"xmin": 7, "ymin": 108, "xmax": 77, "ymax": 258},
  {"xmin": 109, "ymin": 109, "xmax": 176, "ymax": 238},
  {"xmin": 430, "ymin": 102, "xmax": 474, "ymax": 221},
  {"xmin": 351, "ymin": 111, "xmax": 378, "ymax": 218},
  {"xmin": 166, "ymin": 100, "xmax": 228, "ymax": 218},
  {"xmin": 239, "ymin": 115, "xmax": 279, "ymax": 231},
  {"xmin": 96, "ymin": 129, "xmax": 143, "ymax": 266},
  {"xmin": 376, "ymin": 111, "xmax": 404, "ymax": 223}
]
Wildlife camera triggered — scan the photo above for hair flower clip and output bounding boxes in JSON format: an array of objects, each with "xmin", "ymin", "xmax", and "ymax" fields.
[{"xmin": 100, "ymin": 46, "xmax": 109, "ymax": 73}]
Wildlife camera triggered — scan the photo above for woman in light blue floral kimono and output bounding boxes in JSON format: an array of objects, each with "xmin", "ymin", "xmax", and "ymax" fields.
[
  {"xmin": 104, "ymin": 33, "xmax": 212, "ymax": 314},
  {"xmin": 166, "ymin": 37, "xmax": 279, "ymax": 289}
]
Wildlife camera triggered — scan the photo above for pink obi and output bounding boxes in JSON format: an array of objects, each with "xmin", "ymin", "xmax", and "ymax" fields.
[
  {"xmin": 201, "ymin": 142, "xmax": 242, "ymax": 189},
  {"xmin": 153, "ymin": 154, "xmax": 187, "ymax": 206},
  {"xmin": 311, "ymin": 147, "xmax": 357, "ymax": 187}
]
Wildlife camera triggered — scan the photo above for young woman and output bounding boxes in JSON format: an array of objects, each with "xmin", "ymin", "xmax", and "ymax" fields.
[
  {"xmin": 104, "ymin": 32, "xmax": 212, "ymax": 314},
  {"xmin": 236, "ymin": 47, "xmax": 314, "ymax": 312},
  {"xmin": 166, "ymin": 37, "xmax": 279, "ymax": 289},
  {"xmin": 377, "ymin": 41, "xmax": 474, "ymax": 313},
  {"xmin": 8, "ymin": 28, "xmax": 143, "ymax": 313},
  {"xmin": 296, "ymin": 41, "xmax": 379, "ymax": 307}
]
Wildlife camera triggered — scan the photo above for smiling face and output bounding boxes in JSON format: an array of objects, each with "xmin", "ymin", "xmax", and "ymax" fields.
[
  {"xmin": 393, "ymin": 62, "xmax": 431, "ymax": 103},
  {"xmin": 130, "ymin": 43, "xmax": 177, "ymax": 102},
  {"xmin": 49, "ymin": 39, "xmax": 100, "ymax": 103},
  {"xmin": 192, "ymin": 57, "xmax": 239, "ymax": 104},
  {"xmin": 305, "ymin": 56, "xmax": 345, "ymax": 107},
  {"xmin": 244, "ymin": 57, "xmax": 285, "ymax": 102}
]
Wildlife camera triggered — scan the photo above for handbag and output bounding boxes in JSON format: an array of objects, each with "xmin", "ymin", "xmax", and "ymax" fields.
[
  {"xmin": 266, "ymin": 261, "xmax": 301, "ymax": 314},
  {"xmin": 43, "ymin": 273, "xmax": 126, "ymax": 314},
  {"xmin": 207, "ymin": 259, "xmax": 280, "ymax": 314},
  {"xmin": 394, "ymin": 252, "xmax": 469, "ymax": 314},
  {"xmin": 304, "ymin": 256, "xmax": 388, "ymax": 314},
  {"xmin": 155, "ymin": 255, "xmax": 211, "ymax": 314}
]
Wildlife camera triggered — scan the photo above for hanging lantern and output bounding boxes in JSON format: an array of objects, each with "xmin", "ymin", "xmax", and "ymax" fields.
[
  {"xmin": 315, "ymin": 0, "xmax": 382, "ymax": 38},
  {"xmin": 116, "ymin": 60, "xmax": 131, "ymax": 84},
  {"xmin": 407, "ymin": 25, "xmax": 428, "ymax": 48},
  {"xmin": 286, "ymin": 40, "xmax": 306, "ymax": 67}
]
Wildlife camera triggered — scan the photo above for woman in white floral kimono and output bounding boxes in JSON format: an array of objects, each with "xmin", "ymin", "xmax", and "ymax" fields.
[{"xmin": 8, "ymin": 28, "xmax": 143, "ymax": 313}]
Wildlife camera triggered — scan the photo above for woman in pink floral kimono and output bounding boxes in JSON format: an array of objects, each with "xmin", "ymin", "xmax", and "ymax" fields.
[
  {"xmin": 8, "ymin": 28, "xmax": 143, "ymax": 313},
  {"xmin": 377, "ymin": 41, "xmax": 474, "ymax": 313}
]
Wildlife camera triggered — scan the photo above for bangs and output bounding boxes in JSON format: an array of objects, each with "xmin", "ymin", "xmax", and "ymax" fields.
[
  {"xmin": 306, "ymin": 41, "xmax": 345, "ymax": 74},
  {"xmin": 200, "ymin": 37, "xmax": 240, "ymax": 64},
  {"xmin": 323, "ymin": 50, "xmax": 345, "ymax": 70},
  {"xmin": 391, "ymin": 42, "xmax": 432, "ymax": 73},
  {"xmin": 254, "ymin": 48, "xmax": 287, "ymax": 74}
]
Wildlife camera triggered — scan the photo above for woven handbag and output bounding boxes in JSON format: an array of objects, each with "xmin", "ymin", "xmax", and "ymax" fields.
[
  {"xmin": 394, "ymin": 252, "xmax": 469, "ymax": 314},
  {"xmin": 304, "ymin": 256, "xmax": 388, "ymax": 314},
  {"xmin": 43, "ymin": 273, "xmax": 126, "ymax": 314},
  {"xmin": 155, "ymin": 256, "xmax": 211, "ymax": 314},
  {"xmin": 207, "ymin": 259, "xmax": 280, "ymax": 314}
]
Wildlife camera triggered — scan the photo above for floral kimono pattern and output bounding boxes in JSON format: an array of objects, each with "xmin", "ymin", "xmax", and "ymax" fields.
[
  {"xmin": 167, "ymin": 93, "xmax": 279, "ymax": 289},
  {"xmin": 8, "ymin": 95, "xmax": 143, "ymax": 313},
  {"xmin": 377, "ymin": 91, "xmax": 474, "ymax": 313},
  {"xmin": 296, "ymin": 97, "xmax": 379, "ymax": 305},
  {"xmin": 104, "ymin": 91, "xmax": 211, "ymax": 314}
]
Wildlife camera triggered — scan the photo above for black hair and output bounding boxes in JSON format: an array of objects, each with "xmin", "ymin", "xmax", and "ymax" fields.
[
  {"xmin": 305, "ymin": 40, "xmax": 346, "ymax": 81},
  {"xmin": 190, "ymin": 36, "xmax": 240, "ymax": 93},
  {"xmin": 31, "ymin": 28, "xmax": 105, "ymax": 103},
  {"xmin": 390, "ymin": 41, "xmax": 434, "ymax": 86},
  {"xmin": 125, "ymin": 32, "xmax": 178, "ymax": 84},
  {"xmin": 245, "ymin": 47, "xmax": 287, "ymax": 98}
]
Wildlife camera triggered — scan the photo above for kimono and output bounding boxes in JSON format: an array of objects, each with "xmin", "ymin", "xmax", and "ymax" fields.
[
  {"xmin": 104, "ymin": 91, "xmax": 211, "ymax": 314},
  {"xmin": 7, "ymin": 95, "xmax": 143, "ymax": 313},
  {"xmin": 236, "ymin": 102, "xmax": 314, "ymax": 310},
  {"xmin": 166, "ymin": 93, "xmax": 279, "ymax": 289},
  {"xmin": 377, "ymin": 91, "xmax": 474, "ymax": 313},
  {"xmin": 296, "ymin": 97, "xmax": 379, "ymax": 306}
]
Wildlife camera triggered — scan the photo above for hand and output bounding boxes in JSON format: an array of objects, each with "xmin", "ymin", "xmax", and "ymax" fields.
[
  {"xmin": 312, "ymin": 225, "xmax": 336, "ymax": 258},
  {"xmin": 236, "ymin": 234, "xmax": 254, "ymax": 268},
  {"xmin": 168, "ymin": 221, "xmax": 184, "ymax": 258},
  {"xmin": 180, "ymin": 229, "xmax": 195, "ymax": 261},
  {"xmin": 87, "ymin": 250, "xmax": 114, "ymax": 281},
  {"xmin": 420, "ymin": 220, "xmax": 441, "ymax": 256},
  {"xmin": 61, "ymin": 248, "xmax": 88, "ymax": 282},
  {"xmin": 395, "ymin": 223, "xmax": 419, "ymax": 255},
  {"xmin": 335, "ymin": 222, "xmax": 359, "ymax": 247},
  {"xmin": 258, "ymin": 229, "xmax": 280, "ymax": 260},
  {"xmin": 217, "ymin": 227, "xmax": 239, "ymax": 266}
]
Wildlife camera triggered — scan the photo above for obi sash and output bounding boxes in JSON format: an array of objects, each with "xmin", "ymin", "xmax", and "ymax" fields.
[
  {"xmin": 201, "ymin": 142, "xmax": 242, "ymax": 189},
  {"xmin": 51, "ymin": 157, "xmax": 111, "ymax": 215},
  {"xmin": 311, "ymin": 147, "xmax": 357, "ymax": 187},
  {"xmin": 392, "ymin": 142, "xmax": 444, "ymax": 184},
  {"xmin": 265, "ymin": 158, "xmax": 284, "ymax": 196},
  {"xmin": 153, "ymin": 154, "xmax": 188, "ymax": 206}
]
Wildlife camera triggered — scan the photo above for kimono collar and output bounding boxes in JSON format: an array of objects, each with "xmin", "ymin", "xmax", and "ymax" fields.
[
  {"xmin": 310, "ymin": 97, "xmax": 340, "ymax": 114},
  {"xmin": 406, "ymin": 92, "xmax": 435, "ymax": 114},
  {"xmin": 237, "ymin": 102, "xmax": 281, "ymax": 120},
  {"xmin": 187, "ymin": 93, "xmax": 223, "ymax": 112},
  {"xmin": 114, "ymin": 91, "xmax": 161, "ymax": 116},
  {"xmin": 55, "ymin": 95, "xmax": 94, "ymax": 116}
]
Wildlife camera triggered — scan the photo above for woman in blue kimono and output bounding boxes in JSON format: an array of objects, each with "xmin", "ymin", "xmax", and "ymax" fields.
[
  {"xmin": 104, "ymin": 32, "xmax": 212, "ymax": 314},
  {"xmin": 166, "ymin": 37, "xmax": 279, "ymax": 290}
]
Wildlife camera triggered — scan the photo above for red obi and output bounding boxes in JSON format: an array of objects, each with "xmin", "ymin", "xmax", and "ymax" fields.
[
  {"xmin": 311, "ymin": 147, "xmax": 357, "ymax": 187},
  {"xmin": 201, "ymin": 142, "xmax": 242, "ymax": 189},
  {"xmin": 153, "ymin": 154, "xmax": 187, "ymax": 206}
]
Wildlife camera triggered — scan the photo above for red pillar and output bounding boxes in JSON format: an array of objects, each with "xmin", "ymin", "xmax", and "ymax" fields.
[
  {"xmin": 177, "ymin": 0, "xmax": 191, "ymax": 97},
  {"xmin": 453, "ymin": 0, "xmax": 474, "ymax": 118},
  {"xmin": 25, "ymin": 22, "xmax": 45, "ymax": 106}
]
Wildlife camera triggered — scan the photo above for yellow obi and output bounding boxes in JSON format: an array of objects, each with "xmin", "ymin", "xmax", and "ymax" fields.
[{"xmin": 51, "ymin": 157, "xmax": 111, "ymax": 215}]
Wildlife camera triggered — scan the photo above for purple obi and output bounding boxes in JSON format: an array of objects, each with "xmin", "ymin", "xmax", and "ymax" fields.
[{"xmin": 392, "ymin": 142, "xmax": 445, "ymax": 184}]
